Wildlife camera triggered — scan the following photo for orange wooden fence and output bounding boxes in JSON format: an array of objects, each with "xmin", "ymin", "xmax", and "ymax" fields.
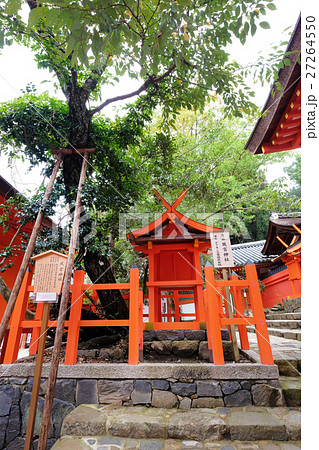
[
  {"xmin": 0, "ymin": 262, "xmax": 273, "ymax": 366},
  {"xmin": 0, "ymin": 266, "xmax": 143, "ymax": 365}
]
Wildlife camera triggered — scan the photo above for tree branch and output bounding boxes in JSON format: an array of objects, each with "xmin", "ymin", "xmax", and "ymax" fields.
[{"xmin": 89, "ymin": 63, "xmax": 176, "ymax": 116}]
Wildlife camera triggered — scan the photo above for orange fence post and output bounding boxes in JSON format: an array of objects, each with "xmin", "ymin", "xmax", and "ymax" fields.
[
  {"xmin": 29, "ymin": 301, "xmax": 45, "ymax": 355},
  {"xmin": 203, "ymin": 289, "xmax": 213, "ymax": 362},
  {"xmin": 3, "ymin": 269, "xmax": 33, "ymax": 364},
  {"xmin": 231, "ymin": 272, "xmax": 250, "ymax": 350},
  {"xmin": 65, "ymin": 268, "xmax": 85, "ymax": 365},
  {"xmin": 139, "ymin": 290, "xmax": 144, "ymax": 361},
  {"xmin": 128, "ymin": 265, "xmax": 140, "ymax": 365},
  {"xmin": 245, "ymin": 261, "xmax": 274, "ymax": 365},
  {"xmin": 204, "ymin": 263, "xmax": 224, "ymax": 365},
  {"xmin": 174, "ymin": 291, "xmax": 180, "ymax": 322}
]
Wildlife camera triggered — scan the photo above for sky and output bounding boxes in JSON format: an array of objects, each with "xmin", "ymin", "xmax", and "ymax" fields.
[{"xmin": 0, "ymin": 0, "xmax": 301, "ymax": 194}]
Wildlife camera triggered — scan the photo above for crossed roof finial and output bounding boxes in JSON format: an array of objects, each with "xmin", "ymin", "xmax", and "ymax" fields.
[{"xmin": 153, "ymin": 188, "xmax": 187, "ymax": 212}]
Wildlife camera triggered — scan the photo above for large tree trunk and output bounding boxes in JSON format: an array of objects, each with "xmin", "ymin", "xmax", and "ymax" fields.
[{"xmin": 62, "ymin": 77, "xmax": 129, "ymax": 320}]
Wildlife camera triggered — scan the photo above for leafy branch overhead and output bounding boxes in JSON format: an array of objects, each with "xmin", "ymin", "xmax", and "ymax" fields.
[{"xmin": 0, "ymin": 0, "xmax": 279, "ymax": 118}]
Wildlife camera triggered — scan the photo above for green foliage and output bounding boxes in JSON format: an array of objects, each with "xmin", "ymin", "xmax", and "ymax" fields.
[
  {"xmin": 0, "ymin": 0, "xmax": 283, "ymax": 118},
  {"xmin": 284, "ymin": 152, "xmax": 301, "ymax": 201}
]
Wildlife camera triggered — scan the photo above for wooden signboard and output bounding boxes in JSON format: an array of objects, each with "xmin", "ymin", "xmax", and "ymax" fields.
[
  {"xmin": 32, "ymin": 250, "xmax": 68, "ymax": 302},
  {"xmin": 210, "ymin": 231, "xmax": 234, "ymax": 268}
]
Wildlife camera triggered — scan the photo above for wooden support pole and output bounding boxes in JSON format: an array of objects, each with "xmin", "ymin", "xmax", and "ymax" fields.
[
  {"xmin": 24, "ymin": 302, "xmax": 50, "ymax": 450},
  {"xmin": 0, "ymin": 154, "xmax": 63, "ymax": 346},
  {"xmin": 37, "ymin": 153, "xmax": 89, "ymax": 449},
  {"xmin": 222, "ymin": 269, "xmax": 240, "ymax": 363}
]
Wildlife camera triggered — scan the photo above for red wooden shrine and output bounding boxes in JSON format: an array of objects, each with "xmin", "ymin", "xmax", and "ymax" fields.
[{"xmin": 127, "ymin": 189, "xmax": 222, "ymax": 327}]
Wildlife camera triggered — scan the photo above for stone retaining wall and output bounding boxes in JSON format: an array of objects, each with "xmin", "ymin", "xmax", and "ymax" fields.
[{"xmin": 0, "ymin": 362, "xmax": 283, "ymax": 449}]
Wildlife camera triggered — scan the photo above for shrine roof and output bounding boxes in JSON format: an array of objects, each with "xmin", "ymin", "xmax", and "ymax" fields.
[
  {"xmin": 231, "ymin": 240, "xmax": 274, "ymax": 267},
  {"xmin": 245, "ymin": 16, "xmax": 301, "ymax": 155},
  {"xmin": 127, "ymin": 189, "xmax": 221, "ymax": 245},
  {"xmin": 262, "ymin": 213, "xmax": 301, "ymax": 256}
]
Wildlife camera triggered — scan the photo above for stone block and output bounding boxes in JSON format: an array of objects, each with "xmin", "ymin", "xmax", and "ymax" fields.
[
  {"xmin": 77, "ymin": 349, "xmax": 97, "ymax": 358},
  {"xmin": 0, "ymin": 416, "xmax": 9, "ymax": 448},
  {"xmin": 98, "ymin": 380, "xmax": 133, "ymax": 404},
  {"xmin": 131, "ymin": 380, "xmax": 152, "ymax": 405},
  {"xmin": 275, "ymin": 359, "xmax": 299, "ymax": 377},
  {"xmin": 155, "ymin": 330, "xmax": 184, "ymax": 341},
  {"xmin": 196, "ymin": 381, "xmax": 223, "ymax": 397},
  {"xmin": 221, "ymin": 329, "xmax": 230, "ymax": 341},
  {"xmin": 240, "ymin": 381, "xmax": 251, "ymax": 390},
  {"xmin": 32, "ymin": 438, "xmax": 57, "ymax": 449},
  {"xmin": 152, "ymin": 390, "xmax": 178, "ymax": 408},
  {"xmin": 61, "ymin": 405, "xmax": 106, "ymax": 436},
  {"xmin": 228, "ymin": 410, "xmax": 287, "ymax": 440},
  {"xmin": 198, "ymin": 342, "xmax": 210, "ymax": 360},
  {"xmin": 179, "ymin": 397, "xmax": 192, "ymax": 409},
  {"xmin": 221, "ymin": 381, "xmax": 241, "ymax": 395},
  {"xmin": 143, "ymin": 330, "xmax": 156, "ymax": 341},
  {"xmin": 280, "ymin": 377, "xmax": 301, "ymax": 407},
  {"xmin": 76, "ymin": 379, "xmax": 98, "ymax": 404},
  {"xmin": 168, "ymin": 412, "xmax": 226, "ymax": 440},
  {"xmin": 52, "ymin": 398, "xmax": 75, "ymax": 437},
  {"xmin": 184, "ymin": 330, "xmax": 206, "ymax": 341},
  {"xmin": 54, "ymin": 379, "xmax": 76, "ymax": 404},
  {"xmin": 151, "ymin": 340, "xmax": 173, "ymax": 355},
  {"xmin": 251, "ymin": 384, "xmax": 284, "ymax": 407},
  {"xmin": 5, "ymin": 436, "xmax": 25, "ymax": 450},
  {"xmin": 151, "ymin": 380, "xmax": 169, "ymax": 391},
  {"xmin": 6, "ymin": 404, "xmax": 21, "ymax": 444},
  {"xmin": 224, "ymin": 390, "xmax": 252, "ymax": 407},
  {"xmin": 108, "ymin": 413, "xmax": 166, "ymax": 439},
  {"xmin": 8, "ymin": 377, "xmax": 27, "ymax": 385},
  {"xmin": 0, "ymin": 385, "xmax": 14, "ymax": 416},
  {"xmin": 192, "ymin": 397, "xmax": 224, "ymax": 408},
  {"xmin": 172, "ymin": 340, "xmax": 199, "ymax": 358},
  {"xmin": 171, "ymin": 382, "xmax": 196, "ymax": 397},
  {"xmin": 21, "ymin": 391, "xmax": 54, "ymax": 438},
  {"xmin": 281, "ymin": 410, "xmax": 301, "ymax": 440}
]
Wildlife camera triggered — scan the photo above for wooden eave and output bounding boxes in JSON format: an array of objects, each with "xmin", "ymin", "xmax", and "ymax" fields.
[
  {"xmin": 127, "ymin": 210, "xmax": 221, "ymax": 245},
  {"xmin": 245, "ymin": 15, "xmax": 301, "ymax": 155},
  {"xmin": 262, "ymin": 216, "xmax": 301, "ymax": 256}
]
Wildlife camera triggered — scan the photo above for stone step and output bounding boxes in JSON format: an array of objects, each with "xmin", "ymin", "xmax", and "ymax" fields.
[
  {"xmin": 246, "ymin": 326, "xmax": 301, "ymax": 341},
  {"xmin": 280, "ymin": 376, "xmax": 301, "ymax": 407},
  {"xmin": 266, "ymin": 319, "xmax": 301, "ymax": 329},
  {"xmin": 59, "ymin": 404, "xmax": 300, "ymax": 444},
  {"xmin": 52, "ymin": 436, "xmax": 302, "ymax": 449},
  {"xmin": 266, "ymin": 312, "xmax": 301, "ymax": 321}
]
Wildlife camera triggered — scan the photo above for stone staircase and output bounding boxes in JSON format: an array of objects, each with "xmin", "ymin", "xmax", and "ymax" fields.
[
  {"xmin": 246, "ymin": 312, "xmax": 301, "ymax": 341},
  {"xmin": 52, "ymin": 404, "xmax": 301, "ymax": 449}
]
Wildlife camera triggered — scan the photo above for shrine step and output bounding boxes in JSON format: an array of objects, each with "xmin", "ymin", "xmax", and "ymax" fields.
[
  {"xmin": 265, "ymin": 312, "xmax": 301, "ymax": 321},
  {"xmin": 56, "ymin": 404, "xmax": 300, "ymax": 446},
  {"xmin": 266, "ymin": 319, "xmax": 301, "ymax": 329},
  {"xmin": 246, "ymin": 326, "xmax": 301, "ymax": 341}
]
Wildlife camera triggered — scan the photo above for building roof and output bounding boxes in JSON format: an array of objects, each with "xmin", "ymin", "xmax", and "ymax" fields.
[
  {"xmin": 127, "ymin": 189, "xmax": 221, "ymax": 245},
  {"xmin": 231, "ymin": 240, "xmax": 274, "ymax": 267},
  {"xmin": 262, "ymin": 214, "xmax": 301, "ymax": 256},
  {"xmin": 245, "ymin": 16, "xmax": 301, "ymax": 154}
]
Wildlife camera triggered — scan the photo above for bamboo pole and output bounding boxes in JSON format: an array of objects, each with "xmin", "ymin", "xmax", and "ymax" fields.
[
  {"xmin": 222, "ymin": 268, "xmax": 240, "ymax": 363},
  {"xmin": 0, "ymin": 154, "xmax": 63, "ymax": 345},
  {"xmin": 24, "ymin": 302, "xmax": 51, "ymax": 450},
  {"xmin": 37, "ymin": 152, "xmax": 89, "ymax": 450}
]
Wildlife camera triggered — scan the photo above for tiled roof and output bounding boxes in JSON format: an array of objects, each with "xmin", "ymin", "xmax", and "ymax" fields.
[{"xmin": 231, "ymin": 240, "xmax": 274, "ymax": 267}]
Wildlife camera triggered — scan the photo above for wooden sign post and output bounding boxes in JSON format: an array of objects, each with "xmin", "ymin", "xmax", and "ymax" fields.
[
  {"xmin": 24, "ymin": 251, "xmax": 67, "ymax": 450},
  {"xmin": 210, "ymin": 231, "xmax": 240, "ymax": 363}
]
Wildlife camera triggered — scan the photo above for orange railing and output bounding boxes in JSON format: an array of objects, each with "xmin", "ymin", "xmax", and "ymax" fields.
[{"xmin": 0, "ymin": 267, "xmax": 143, "ymax": 365}]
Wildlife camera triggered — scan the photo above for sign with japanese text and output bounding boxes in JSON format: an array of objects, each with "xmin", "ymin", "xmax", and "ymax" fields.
[
  {"xmin": 32, "ymin": 250, "xmax": 68, "ymax": 302},
  {"xmin": 210, "ymin": 231, "xmax": 235, "ymax": 268}
]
